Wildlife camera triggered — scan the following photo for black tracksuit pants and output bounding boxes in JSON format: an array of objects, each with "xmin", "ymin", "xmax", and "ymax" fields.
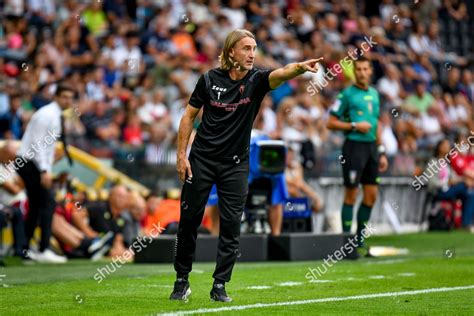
[
  {"xmin": 16, "ymin": 159, "xmax": 55, "ymax": 252},
  {"xmin": 174, "ymin": 150, "xmax": 249, "ymax": 283}
]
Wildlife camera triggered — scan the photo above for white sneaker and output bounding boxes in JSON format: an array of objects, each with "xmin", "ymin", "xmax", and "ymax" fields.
[
  {"xmin": 24, "ymin": 249, "xmax": 37, "ymax": 260},
  {"xmin": 33, "ymin": 249, "xmax": 67, "ymax": 264},
  {"xmin": 91, "ymin": 244, "xmax": 111, "ymax": 262},
  {"xmin": 88, "ymin": 231, "xmax": 114, "ymax": 254}
]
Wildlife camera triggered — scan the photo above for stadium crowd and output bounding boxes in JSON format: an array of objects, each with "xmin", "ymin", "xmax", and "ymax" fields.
[{"xmin": 1, "ymin": 0, "xmax": 474, "ymax": 261}]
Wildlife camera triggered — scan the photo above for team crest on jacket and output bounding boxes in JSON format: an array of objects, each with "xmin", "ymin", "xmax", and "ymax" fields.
[{"xmin": 239, "ymin": 84, "xmax": 245, "ymax": 94}]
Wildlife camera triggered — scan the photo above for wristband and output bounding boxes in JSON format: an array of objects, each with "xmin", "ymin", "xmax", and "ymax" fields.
[
  {"xmin": 351, "ymin": 122, "xmax": 356, "ymax": 131},
  {"xmin": 377, "ymin": 145, "xmax": 386, "ymax": 155}
]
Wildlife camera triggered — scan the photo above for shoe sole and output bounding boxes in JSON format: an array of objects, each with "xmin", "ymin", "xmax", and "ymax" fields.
[
  {"xmin": 210, "ymin": 293, "xmax": 232, "ymax": 303},
  {"xmin": 88, "ymin": 232, "xmax": 114, "ymax": 253},
  {"xmin": 170, "ymin": 288, "xmax": 191, "ymax": 301},
  {"xmin": 34, "ymin": 253, "xmax": 67, "ymax": 264}
]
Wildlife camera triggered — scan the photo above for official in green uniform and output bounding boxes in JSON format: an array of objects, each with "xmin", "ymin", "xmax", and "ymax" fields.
[{"xmin": 327, "ymin": 56, "xmax": 388, "ymax": 249}]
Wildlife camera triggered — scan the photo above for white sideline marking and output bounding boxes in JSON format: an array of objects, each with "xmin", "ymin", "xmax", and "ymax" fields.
[
  {"xmin": 344, "ymin": 277, "xmax": 359, "ymax": 281},
  {"xmin": 366, "ymin": 259, "xmax": 407, "ymax": 265},
  {"xmin": 368, "ymin": 275, "xmax": 386, "ymax": 279},
  {"xmin": 398, "ymin": 272, "xmax": 416, "ymax": 277},
  {"xmin": 158, "ymin": 285, "xmax": 474, "ymax": 315},
  {"xmin": 247, "ymin": 286, "xmax": 272, "ymax": 290},
  {"xmin": 309, "ymin": 280, "xmax": 334, "ymax": 283},
  {"xmin": 277, "ymin": 282, "xmax": 303, "ymax": 287},
  {"xmin": 192, "ymin": 270, "xmax": 204, "ymax": 274}
]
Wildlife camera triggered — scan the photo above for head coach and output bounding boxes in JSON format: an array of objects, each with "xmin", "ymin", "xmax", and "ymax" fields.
[{"xmin": 170, "ymin": 29, "xmax": 323, "ymax": 302}]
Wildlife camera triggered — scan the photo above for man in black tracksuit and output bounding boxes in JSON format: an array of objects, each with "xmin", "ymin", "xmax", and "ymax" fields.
[{"xmin": 170, "ymin": 29, "xmax": 323, "ymax": 302}]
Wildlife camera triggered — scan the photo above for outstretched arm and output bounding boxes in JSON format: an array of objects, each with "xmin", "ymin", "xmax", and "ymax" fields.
[{"xmin": 269, "ymin": 58, "xmax": 324, "ymax": 89}]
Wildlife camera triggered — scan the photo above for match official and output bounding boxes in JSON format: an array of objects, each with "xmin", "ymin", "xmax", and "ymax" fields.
[{"xmin": 327, "ymin": 57, "xmax": 388, "ymax": 253}]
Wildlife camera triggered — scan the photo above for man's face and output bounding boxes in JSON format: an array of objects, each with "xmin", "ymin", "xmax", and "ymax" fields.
[
  {"xmin": 56, "ymin": 91, "xmax": 74, "ymax": 109},
  {"xmin": 110, "ymin": 186, "xmax": 130, "ymax": 213},
  {"xmin": 230, "ymin": 36, "xmax": 257, "ymax": 71},
  {"xmin": 10, "ymin": 97, "xmax": 21, "ymax": 112},
  {"xmin": 415, "ymin": 83, "xmax": 425, "ymax": 95},
  {"xmin": 354, "ymin": 61, "xmax": 372, "ymax": 86}
]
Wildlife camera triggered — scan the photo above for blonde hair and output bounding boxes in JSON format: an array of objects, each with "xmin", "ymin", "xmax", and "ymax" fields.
[{"xmin": 219, "ymin": 29, "xmax": 256, "ymax": 70}]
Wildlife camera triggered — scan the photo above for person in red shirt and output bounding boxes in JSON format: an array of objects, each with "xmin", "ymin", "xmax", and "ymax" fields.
[
  {"xmin": 438, "ymin": 139, "xmax": 474, "ymax": 228},
  {"xmin": 123, "ymin": 114, "xmax": 143, "ymax": 146}
]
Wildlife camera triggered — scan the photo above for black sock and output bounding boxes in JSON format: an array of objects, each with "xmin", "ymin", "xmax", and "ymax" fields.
[
  {"xmin": 213, "ymin": 279, "xmax": 225, "ymax": 287},
  {"xmin": 177, "ymin": 274, "xmax": 188, "ymax": 282},
  {"xmin": 78, "ymin": 238, "xmax": 92, "ymax": 252}
]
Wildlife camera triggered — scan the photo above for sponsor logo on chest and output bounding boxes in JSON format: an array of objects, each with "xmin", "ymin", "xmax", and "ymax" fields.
[{"xmin": 212, "ymin": 85, "xmax": 227, "ymax": 100}]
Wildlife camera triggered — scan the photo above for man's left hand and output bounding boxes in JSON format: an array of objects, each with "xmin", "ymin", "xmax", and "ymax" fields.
[
  {"xmin": 297, "ymin": 58, "xmax": 324, "ymax": 73},
  {"xmin": 379, "ymin": 155, "xmax": 389, "ymax": 172}
]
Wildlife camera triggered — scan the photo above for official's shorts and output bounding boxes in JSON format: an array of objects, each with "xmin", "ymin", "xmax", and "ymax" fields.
[{"xmin": 341, "ymin": 139, "xmax": 379, "ymax": 187}]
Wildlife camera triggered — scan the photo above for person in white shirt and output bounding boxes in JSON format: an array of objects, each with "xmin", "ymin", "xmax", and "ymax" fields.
[
  {"xmin": 377, "ymin": 63, "xmax": 404, "ymax": 108},
  {"xmin": 0, "ymin": 141, "xmax": 27, "ymax": 258},
  {"xmin": 15, "ymin": 84, "xmax": 75, "ymax": 263},
  {"xmin": 408, "ymin": 23, "xmax": 430, "ymax": 55}
]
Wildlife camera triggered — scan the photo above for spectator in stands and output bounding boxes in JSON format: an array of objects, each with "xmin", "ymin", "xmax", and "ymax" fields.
[
  {"xmin": 412, "ymin": 53, "xmax": 437, "ymax": 87},
  {"xmin": 430, "ymin": 139, "xmax": 474, "ymax": 231},
  {"xmin": 459, "ymin": 69, "xmax": 474, "ymax": 102},
  {"xmin": 121, "ymin": 192, "xmax": 146, "ymax": 248},
  {"xmin": 409, "ymin": 22, "xmax": 430, "ymax": 55},
  {"xmin": 322, "ymin": 14, "xmax": 344, "ymax": 51},
  {"xmin": 82, "ymin": 1, "xmax": 109, "ymax": 37},
  {"xmin": 75, "ymin": 185, "xmax": 131, "ymax": 259},
  {"xmin": 0, "ymin": 93, "xmax": 24, "ymax": 140},
  {"xmin": 85, "ymin": 67, "xmax": 108, "ymax": 102},
  {"xmin": 379, "ymin": 111, "xmax": 399, "ymax": 157},
  {"xmin": 123, "ymin": 113, "xmax": 143, "ymax": 147},
  {"xmin": 377, "ymin": 63, "xmax": 405, "ymax": 109},
  {"xmin": 52, "ymin": 210, "xmax": 113, "ymax": 259},
  {"xmin": 142, "ymin": 190, "xmax": 211, "ymax": 235},
  {"xmin": 400, "ymin": 65, "xmax": 420, "ymax": 94},
  {"xmin": 425, "ymin": 22, "xmax": 444, "ymax": 61},
  {"xmin": 402, "ymin": 80, "xmax": 436, "ymax": 117},
  {"xmin": 0, "ymin": 141, "xmax": 27, "ymax": 258},
  {"xmin": 443, "ymin": 67, "xmax": 462, "ymax": 95},
  {"xmin": 137, "ymin": 89, "xmax": 169, "ymax": 126},
  {"xmin": 285, "ymin": 147, "xmax": 323, "ymax": 213},
  {"xmin": 145, "ymin": 123, "xmax": 175, "ymax": 165},
  {"xmin": 440, "ymin": 0, "xmax": 469, "ymax": 22},
  {"xmin": 81, "ymin": 101, "xmax": 121, "ymax": 147},
  {"xmin": 277, "ymin": 97, "xmax": 307, "ymax": 148}
]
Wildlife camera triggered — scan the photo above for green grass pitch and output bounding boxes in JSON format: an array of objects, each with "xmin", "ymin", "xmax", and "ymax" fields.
[{"xmin": 1, "ymin": 231, "xmax": 474, "ymax": 315}]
